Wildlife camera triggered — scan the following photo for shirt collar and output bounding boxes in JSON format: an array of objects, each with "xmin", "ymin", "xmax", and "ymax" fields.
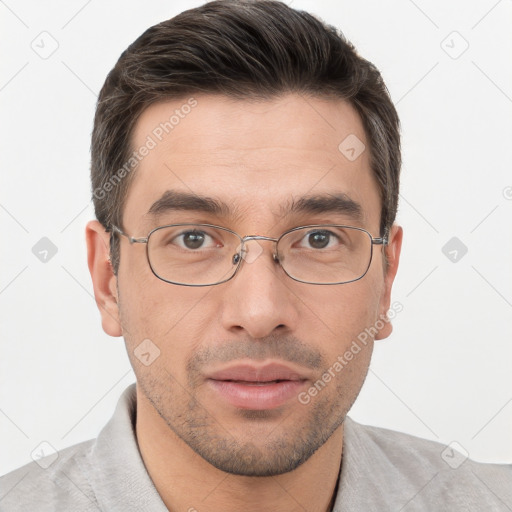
[{"xmin": 86, "ymin": 383, "xmax": 168, "ymax": 511}]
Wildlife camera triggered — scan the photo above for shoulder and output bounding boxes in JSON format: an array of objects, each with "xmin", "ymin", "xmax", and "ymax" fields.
[
  {"xmin": 0, "ymin": 439, "xmax": 99, "ymax": 512},
  {"xmin": 341, "ymin": 417, "xmax": 512, "ymax": 510}
]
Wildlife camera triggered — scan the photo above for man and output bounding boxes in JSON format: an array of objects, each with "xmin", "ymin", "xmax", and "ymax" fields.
[{"xmin": 1, "ymin": 1, "xmax": 510, "ymax": 510}]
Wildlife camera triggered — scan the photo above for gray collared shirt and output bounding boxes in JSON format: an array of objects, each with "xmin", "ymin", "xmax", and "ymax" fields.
[{"xmin": 1, "ymin": 384, "xmax": 511, "ymax": 511}]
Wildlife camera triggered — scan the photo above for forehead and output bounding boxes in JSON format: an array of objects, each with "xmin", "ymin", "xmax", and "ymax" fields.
[{"xmin": 123, "ymin": 93, "xmax": 381, "ymax": 232}]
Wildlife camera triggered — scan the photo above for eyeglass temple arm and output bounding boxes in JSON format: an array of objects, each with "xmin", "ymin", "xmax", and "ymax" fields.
[
  {"xmin": 109, "ymin": 225, "xmax": 148, "ymax": 244},
  {"xmin": 372, "ymin": 228, "xmax": 390, "ymax": 245},
  {"xmin": 372, "ymin": 236, "xmax": 388, "ymax": 246}
]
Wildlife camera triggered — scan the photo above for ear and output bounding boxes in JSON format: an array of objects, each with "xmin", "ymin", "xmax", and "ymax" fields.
[
  {"xmin": 85, "ymin": 220, "xmax": 122, "ymax": 337},
  {"xmin": 375, "ymin": 224, "xmax": 403, "ymax": 340}
]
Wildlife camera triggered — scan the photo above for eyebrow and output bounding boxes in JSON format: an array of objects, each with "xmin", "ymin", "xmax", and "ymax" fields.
[
  {"xmin": 284, "ymin": 193, "xmax": 363, "ymax": 222},
  {"xmin": 145, "ymin": 190, "xmax": 363, "ymax": 223},
  {"xmin": 147, "ymin": 190, "xmax": 230, "ymax": 217}
]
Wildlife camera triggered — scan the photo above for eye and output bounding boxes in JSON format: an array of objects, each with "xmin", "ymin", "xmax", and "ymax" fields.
[
  {"xmin": 298, "ymin": 229, "xmax": 342, "ymax": 250},
  {"xmin": 173, "ymin": 230, "xmax": 218, "ymax": 250}
]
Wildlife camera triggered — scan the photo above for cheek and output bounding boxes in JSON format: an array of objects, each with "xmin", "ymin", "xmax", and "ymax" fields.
[
  {"xmin": 306, "ymin": 279, "xmax": 382, "ymax": 337},
  {"xmin": 117, "ymin": 285, "xmax": 189, "ymax": 389},
  {"xmin": 117, "ymin": 268, "xmax": 214, "ymax": 370},
  {"xmin": 117, "ymin": 246, "xmax": 182, "ymax": 336}
]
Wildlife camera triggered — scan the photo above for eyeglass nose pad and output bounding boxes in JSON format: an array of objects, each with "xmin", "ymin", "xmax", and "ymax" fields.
[{"xmin": 232, "ymin": 241, "xmax": 247, "ymax": 266}]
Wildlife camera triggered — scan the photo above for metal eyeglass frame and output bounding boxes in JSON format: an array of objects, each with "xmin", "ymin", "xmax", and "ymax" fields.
[{"xmin": 109, "ymin": 223, "xmax": 388, "ymax": 286}]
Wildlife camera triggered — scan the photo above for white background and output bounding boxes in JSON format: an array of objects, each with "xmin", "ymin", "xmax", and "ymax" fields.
[{"xmin": 1, "ymin": 0, "xmax": 511, "ymax": 476}]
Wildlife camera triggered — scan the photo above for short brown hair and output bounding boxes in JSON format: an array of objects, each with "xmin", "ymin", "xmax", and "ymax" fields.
[{"xmin": 91, "ymin": 0, "xmax": 401, "ymax": 272}]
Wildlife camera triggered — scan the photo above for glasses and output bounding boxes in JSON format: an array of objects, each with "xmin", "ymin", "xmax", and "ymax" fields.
[{"xmin": 110, "ymin": 223, "xmax": 388, "ymax": 286}]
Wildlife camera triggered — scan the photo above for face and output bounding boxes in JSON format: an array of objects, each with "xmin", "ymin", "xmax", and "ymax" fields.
[{"xmin": 101, "ymin": 93, "xmax": 401, "ymax": 476}]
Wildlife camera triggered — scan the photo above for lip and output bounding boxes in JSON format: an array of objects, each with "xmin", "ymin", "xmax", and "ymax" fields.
[
  {"xmin": 206, "ymin": 363, "xmax": 309, "ymax": 410},
  {"xmin": 207, "ymin": 363, "xmax": 307, "ymax": 382}
]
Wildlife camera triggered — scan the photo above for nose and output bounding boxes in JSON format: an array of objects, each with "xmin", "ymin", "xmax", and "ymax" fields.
[{"xmin": 220, "ymin": 239, "xmax": 300, "ymax": 339}]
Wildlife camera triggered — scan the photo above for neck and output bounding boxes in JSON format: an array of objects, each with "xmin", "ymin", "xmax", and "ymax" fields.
[{"xmin": 135, "ymin": 388, "xmax": 344, "ymax": 512}]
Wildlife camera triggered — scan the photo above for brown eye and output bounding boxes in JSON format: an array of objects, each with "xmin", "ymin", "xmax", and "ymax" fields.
[
  {"xmin": 181, "ymin": 231, "xmax": 206, "ymax": 249},
  {"xmin": 307, "ymin": 231, "xmax": 331, "ymax": 249},
  {"xmin": 297, "ymin": 229, "xmax": 341, "ymax": 250}
]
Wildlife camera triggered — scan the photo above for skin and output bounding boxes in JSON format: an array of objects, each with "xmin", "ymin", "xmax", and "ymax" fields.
[{"xmin": 86, "ymin": 93, "xmax": 402, "ymax": 512}]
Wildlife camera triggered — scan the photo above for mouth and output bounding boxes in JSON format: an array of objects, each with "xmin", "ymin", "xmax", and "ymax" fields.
[
  {"xmin": 221, "ymin": 380, "xmax": 291, "ymax": 385},
  {"xmin": 206, "ymin": 363, "xmax": 309, "ymax": 410}
]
